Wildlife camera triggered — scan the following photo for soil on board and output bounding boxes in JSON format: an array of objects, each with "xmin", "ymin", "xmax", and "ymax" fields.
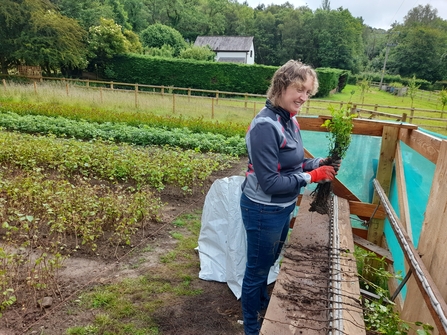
[{"xmin": 1, "ymin": 157, "xmax": 255, "ymax": 335}]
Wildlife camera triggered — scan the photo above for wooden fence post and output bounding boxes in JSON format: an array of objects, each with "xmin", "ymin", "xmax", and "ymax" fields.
[
  {"xmin": 161, "ymin": 85, "xmax": 165, "ymax": 96},
  {"xmin": 66, "ymin": 82, "xmax": 69, "ymax": 96},
  {"xmin": 305, "ymin": 100, "xmax": 310, "ymax": 114},
  {"xmin": 110, "ymin": 81, "xmax": 114, "ymax": 90},
  {"xmin": 86, "ymin": 80, "xmax": 89, "ymax": 88},
  {"xmin": 409, "ymin": 108, "xmax": 415, "ymax": 123},
  {"xmin": 244, "ymin": 93, "xmax": 248, "ymax": 108},
  {"xmin": 173, "ymin": 94, "xmax": 176, "ymax": 114},
  {"xmin": 215, "ymin": 91, "xmax": 219, "ymax": 105},
  {"xmin": 33, "ymin": 81, "xmax": 37, "ymax": 94},
  {"xmin": 135, "ymin": 84, "xmax": 138, "ymax": 108},
  {"xmin": 211, "ymin": 98, "xmax": 215, "ymax": 119},
  {"xmin": 339, "ymin": 101, "xmax": 344, "ymax": 110},
  {"xmin": 188, "ymin": 88, "xmax": 191, "ymax": 102},
  {"xmin": 2, "ymin": 79, "xmax": 6, "ymax": 90},
  {"xmin": 402, "ymin": 113, "xmax": 407, "ymax": 123}
]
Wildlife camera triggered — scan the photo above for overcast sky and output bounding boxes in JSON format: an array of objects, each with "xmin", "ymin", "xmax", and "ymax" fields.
[{"xmin": 242, "ymin": 0, "xmax": 447, "ymax": 30}]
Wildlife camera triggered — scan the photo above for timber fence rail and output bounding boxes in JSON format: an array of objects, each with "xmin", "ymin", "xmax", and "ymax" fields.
[{"xmin": 1, "ymin": 76, "xmax": 447, "ymax": 134}]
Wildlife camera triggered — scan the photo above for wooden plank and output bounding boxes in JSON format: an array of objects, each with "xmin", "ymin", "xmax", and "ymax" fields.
[
  {"xmin": 402, "ymin": 140, "xmax": 447, "ymax": 331},
  {"xmin": 399, "ymin": 128, "xmax": 442, "ymax": 164},
  {"xmin": 348, "ymin": 201, "xmax": 386, "ymax": 220},
  {"xmin": 352, "ymin": 227, "xmax": 368, "ymax": 240},
  {"xmin": 261, "ymin": 193, "xmax": 330, "ymax": 334},
  {"xmin": 353, "ymin": 235, "xmax": 393, "ymax": 264},
  {"xmin": 368, "ymin": 126, "xmax": 399, "ymax": 246},
  {"xmin": 336, "ymin": 197, "xmax": 367, "ymax": 335},
  {"xmin": 332, "ymin": 178, "xmax": 361, "ymax": 202},
  {"xmin": 416, "ymin": 140, "xmax": 447, "ymax": 268},
  {"xmin": 394, "ymin": 142, "xmax": 413, "ymax": 242},
  {"xmin": 374, "ymin": 180, "xmax": 447, "ymax": 335},
  {"xmin": 300, "ymin": 116, "xmax": 417, "ymax": 136}
]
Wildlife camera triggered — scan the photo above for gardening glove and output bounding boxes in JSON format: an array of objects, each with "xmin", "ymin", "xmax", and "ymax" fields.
[
  {"xmin": 307, "ymin": 165, "xmax": 336, "ymax": 184},
  {"xmin": 319, "ymin": 157, "xmax": 342, "ymax": 172}
]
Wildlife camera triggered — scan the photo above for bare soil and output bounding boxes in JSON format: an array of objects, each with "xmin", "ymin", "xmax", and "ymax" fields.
[{"xmin": 0, "ymin": 157, "xmax": 249, "ymax": 335}]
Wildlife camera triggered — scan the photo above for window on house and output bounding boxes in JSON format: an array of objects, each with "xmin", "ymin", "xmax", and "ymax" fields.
[{"xmin": 250, "ymin": 50, "xmax": 253, "ymax": 58}]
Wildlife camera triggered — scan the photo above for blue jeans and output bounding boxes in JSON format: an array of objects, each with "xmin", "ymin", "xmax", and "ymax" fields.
[{"xmin": 240, "ymin": 193, "xmax": 296, "ymax": 335}]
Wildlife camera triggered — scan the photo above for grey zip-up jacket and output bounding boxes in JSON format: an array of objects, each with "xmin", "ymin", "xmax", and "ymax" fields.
[{"xmin": 241, "ymin": 100, "xmax": 321, "ymax": 205}]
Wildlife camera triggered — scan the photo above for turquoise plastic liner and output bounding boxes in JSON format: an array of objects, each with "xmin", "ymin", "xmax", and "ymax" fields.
[{"xmin": 301, "ymin": 127, "xmax": 437, "ymax": 300}]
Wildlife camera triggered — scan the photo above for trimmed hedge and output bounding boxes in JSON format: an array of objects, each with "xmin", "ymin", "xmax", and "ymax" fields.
[
  {"xmin": 104, "ymin": 54, "xmax": 349, "ymax": 98},
  {"xmin": 315, "ymin": 67, "xmax": 349, "ymax": 98},
  {"xmin": 105, "ymin": 54, "xmax": 276, "ymax": 95}
]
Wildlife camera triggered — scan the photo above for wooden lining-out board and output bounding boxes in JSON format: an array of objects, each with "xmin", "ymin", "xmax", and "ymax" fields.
[
  {"xmin": 337, "ymin": 196, "xmax": 366, "ymax": 335},
  {"xmin": 260, "ymin": 194, "xmax": 365, "ymax": 334}
]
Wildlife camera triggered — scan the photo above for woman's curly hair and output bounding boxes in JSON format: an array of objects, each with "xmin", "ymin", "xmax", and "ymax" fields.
[{"xmin": 267, "ymin": 60, "xmax": 319, "ymax": 106}]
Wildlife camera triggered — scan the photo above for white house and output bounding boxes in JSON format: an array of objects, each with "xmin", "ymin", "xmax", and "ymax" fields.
[{"xmin": 194, "ymin": 36, "xmax": 255, "ymax": 65}]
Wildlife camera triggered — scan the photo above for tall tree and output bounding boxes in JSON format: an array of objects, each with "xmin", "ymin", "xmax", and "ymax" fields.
[
  {"xmin": 87, "ymin": 18, "xmax": 129, "ymax": 72},
  {"xmin": 404, "ymin": 4, "xmax": 438, "ymax": 27},
  {"xmin": 139, "ymin": 23, "xmax": 187, "ymax": 56},
  {"xmin": 301, "ymin": 8, "xmax": 364, "ymax": 72},
  {"xmin": 388, "ymin": 26, "xmax": 447, "ymax": 82},
  {"xmin": 51, "ymin": 0, "xmax": 115, "ymax": 29},
  {"xmin": 0, "ymin": 0, "xmax": 27, "ymax": 73},
  {"xmin": 122, "ymin": 0, "xmax": 151, "ymax": 32},
  {"xmin": 321, "ymin": 0, "xmax": 330, "ymax": 11},
  {"xmin": 0, "ymin": 0, "xmax": 87, "ymax": 74}
]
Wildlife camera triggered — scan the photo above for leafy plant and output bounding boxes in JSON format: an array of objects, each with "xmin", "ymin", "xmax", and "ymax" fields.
[
  {"xmin": 0, "ymin": 111, "xmax": 247, "ymax": 156},
  {"xmin": 438, "ymin": 89, "xmax": 447, "ymax": 117},
  {"xmin": 354, "ymin": 247, "xmax": 434, "ymax": 335},
  {"xmin": 309, "ymin": 106, "xmax": 355, "ymax": 214},
  {"xmin": 358, "ymin": 77, "xmax": 371, "ymax": 105},
  {"xmin": 0, "ymin": 101, "xmax": 248, "ymax": 138},
  {"xmin": 408, "ymin": 75, "xmax": 421, "ymax": 108}
]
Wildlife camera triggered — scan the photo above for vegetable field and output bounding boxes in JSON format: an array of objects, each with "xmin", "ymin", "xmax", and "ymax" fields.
[{"xmin": 0, "ymin": 99, "xmax": 245, "ymax": 335}]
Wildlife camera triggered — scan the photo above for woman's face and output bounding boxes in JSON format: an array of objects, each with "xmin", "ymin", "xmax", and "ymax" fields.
[{"xmin": 278, "ymin": 76, "xmax": 314, "ymax": 116}]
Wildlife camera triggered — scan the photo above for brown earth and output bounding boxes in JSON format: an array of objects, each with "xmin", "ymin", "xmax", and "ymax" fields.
[{"xmin": 0, "ymin": 157, "xmax": 251, "ymax": 335}]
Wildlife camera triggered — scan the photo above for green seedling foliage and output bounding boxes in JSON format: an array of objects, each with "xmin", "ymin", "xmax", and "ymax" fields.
[
  {"xmin": 354, "ymin": 247, "xmax": 434, "ymax": 335},
  {"xmin": 0, "ymin": 101, "xmax": 247, "ymax": 138},
  {"xmin": 309, "ymin": 106, "xmax": 355, "ymax": 214},
  {"xmin": 0, "ymin": 111, "xmax": 246, "ymax": 156},
  {"xmin": 0, "ymin": 130, "xmax": 237, "ymax": 190}
]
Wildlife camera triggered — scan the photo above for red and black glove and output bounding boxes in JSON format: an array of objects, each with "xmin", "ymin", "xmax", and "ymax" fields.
[
  {"xmin": 308, "ymin": 165, "xmax": 336, "ymax": 183},
  {"xmin": 319, "ymin": 157, "xmax": 342, "ymax": 172}
]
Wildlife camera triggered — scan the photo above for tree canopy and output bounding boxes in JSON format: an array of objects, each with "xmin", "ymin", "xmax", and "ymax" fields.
[{"xmin": 0, "ymin": 0, "xmax": 446, "ymax": 83}]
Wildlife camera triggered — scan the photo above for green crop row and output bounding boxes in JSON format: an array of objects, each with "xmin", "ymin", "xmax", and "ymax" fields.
[
  {"xmin": 0, "ymin": 168, "xmax": 163, "ymax": 252},
  {"xmin": 0, "ymin": 130, "xmax": 238, "ymax": 190},
  {"xmin": 0, "ymin": 166, "xmax": 163, "ymax": 314},
  {"xmin": 0, "ymin": 101, "xmax": 247, "ymax": 137},
  {"xmin": 0, "ymin": 111, "xmax": 247, "ymax": 156}
]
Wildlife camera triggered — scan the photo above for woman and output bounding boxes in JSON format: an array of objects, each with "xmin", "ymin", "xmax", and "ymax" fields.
[{"xmin": 240, "ymin": 60, "xmax": 337, "ymax": 335}]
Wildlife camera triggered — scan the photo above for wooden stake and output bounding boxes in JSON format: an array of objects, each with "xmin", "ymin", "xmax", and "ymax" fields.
[{"xmin": 172, "ymin": 94, "xmax": 176, "ymax": 114}]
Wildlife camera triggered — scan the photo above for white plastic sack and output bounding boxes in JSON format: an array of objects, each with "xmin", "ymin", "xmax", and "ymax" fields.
[{"xmin": 197, "ymin": 176, "xmax": 280, "ymax": 299}]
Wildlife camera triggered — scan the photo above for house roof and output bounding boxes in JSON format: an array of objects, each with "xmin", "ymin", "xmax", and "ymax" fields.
[{"xmin": 194, "ymin": 36, "xmax": 254, "ymax": 52}]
